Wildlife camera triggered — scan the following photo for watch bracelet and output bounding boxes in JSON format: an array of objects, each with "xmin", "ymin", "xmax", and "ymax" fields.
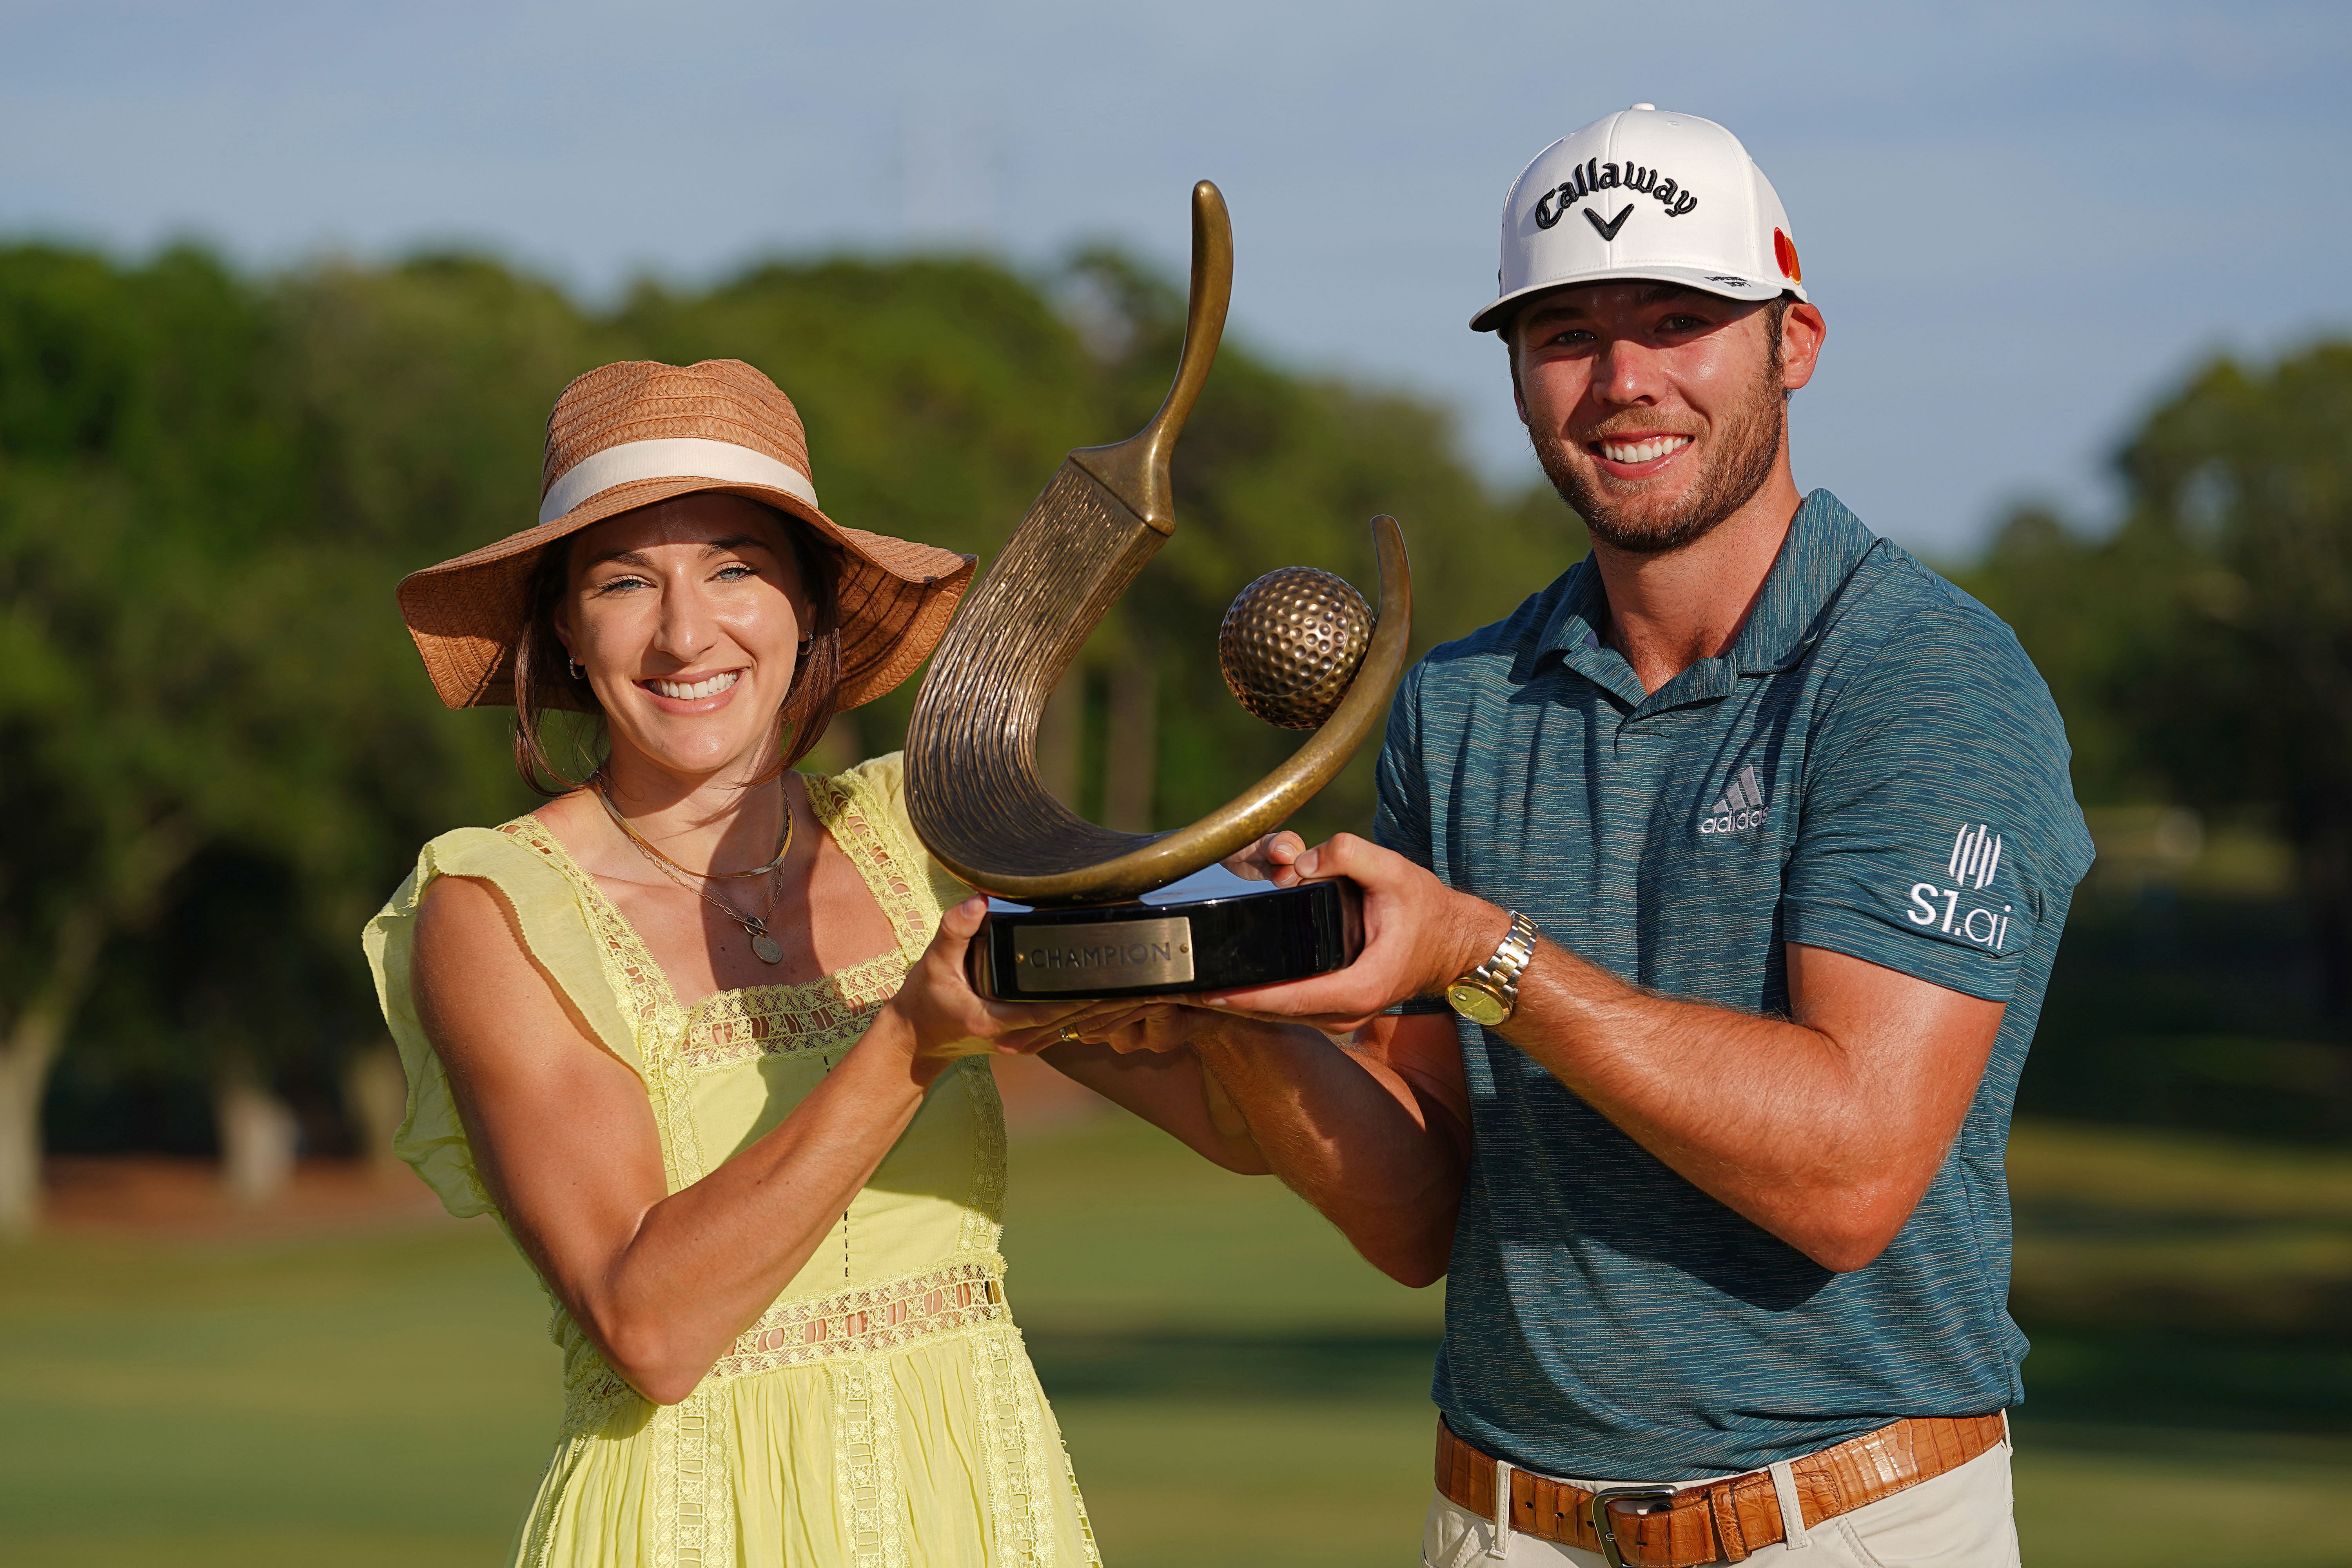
[{"xmin": 1474, "ymin": 910, "xmax": 1538, "ymax": 995}]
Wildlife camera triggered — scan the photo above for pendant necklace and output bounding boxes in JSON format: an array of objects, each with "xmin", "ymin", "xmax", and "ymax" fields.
[{"xmin": 595, "ymin": 777, "xmax": 795, "ymax": 964}]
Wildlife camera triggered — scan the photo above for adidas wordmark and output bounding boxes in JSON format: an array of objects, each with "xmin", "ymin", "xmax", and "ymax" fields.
[{"xmin": 1698, "ymin": 765, "xmax": 1769, "ymax": 835}]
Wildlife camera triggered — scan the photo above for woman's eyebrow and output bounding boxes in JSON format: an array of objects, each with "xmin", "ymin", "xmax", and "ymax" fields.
[{"xmin": 586, "ymin": 534, "xmax": 774, "ymax": 568}]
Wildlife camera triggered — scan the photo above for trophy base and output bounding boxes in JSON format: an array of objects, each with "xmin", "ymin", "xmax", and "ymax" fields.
[{"xmin": 969, "ymin": 864, "xmax": 1363, "ymax": 1002}]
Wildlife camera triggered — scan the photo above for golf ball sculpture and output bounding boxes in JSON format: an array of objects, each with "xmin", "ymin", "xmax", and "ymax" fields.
[{"xmin": 1218, "ymin": 566, "xmax": 1376, "ymax": 730}]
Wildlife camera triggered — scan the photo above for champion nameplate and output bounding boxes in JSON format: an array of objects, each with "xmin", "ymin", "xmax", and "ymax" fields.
[{"xmin": 1011, "ymin": 916, "xmax": 1196, "ymax": 993}]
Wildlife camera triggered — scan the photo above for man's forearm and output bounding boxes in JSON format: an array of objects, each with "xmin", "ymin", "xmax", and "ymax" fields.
[
  {"xmin": 1496, "ymin": 934, "xmax": 1999, "ymax": 1271},
  {"xmin": 1192, "ymin": 1021, "xmax": 1463, "ymax": 1287},
  {"xmin": 1201, "ymin": 833, "xmax": 1998, "ymax": 1273}
]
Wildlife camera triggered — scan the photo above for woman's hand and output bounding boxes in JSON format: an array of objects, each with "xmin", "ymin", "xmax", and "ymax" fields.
[
  {"xmin": 1221, "ymin": 829, "xmax": 1308, "ymax": 886},
  {"xmin": 881, "ymin": 896, "xmax": 1091, "ymax": 1069}
]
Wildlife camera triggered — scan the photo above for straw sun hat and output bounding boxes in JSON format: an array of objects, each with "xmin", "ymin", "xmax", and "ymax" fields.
[{"xmin": 396, "ymin": 358, "xmax": 976, "ymax": 712}]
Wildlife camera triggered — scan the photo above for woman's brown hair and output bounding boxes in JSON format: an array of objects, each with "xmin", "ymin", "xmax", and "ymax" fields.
[{"xmin": 509, "ymin": 503, "xmax": 844, "ymax": 796}]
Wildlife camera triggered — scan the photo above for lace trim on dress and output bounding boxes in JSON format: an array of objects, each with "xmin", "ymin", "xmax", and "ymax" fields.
[
  {"xmin": 971, "ymin": 1327, "xmax": 1068, "ymax": 1566},
  {"xmin": 806, "ymin": 769, "xmax": 937, "ymax": 960},
  {"xmin": 681, "ymin": 971, "xmax": 898, "ymax": 1072},
  {"xmin": 956, "ymin": 1055, "xmax": 1011, "ymax": 1261},
  {"xmin": 666, "ymin": 1387, "xmax": 733, "ymax": 1568},
  {"xmin": 712, "ymin": 1258, "xmax": 1009, "ymax": 1379},
  {"xmin": 831, "ymin": 1359, "xmax": 911, "ymax": 1568}
]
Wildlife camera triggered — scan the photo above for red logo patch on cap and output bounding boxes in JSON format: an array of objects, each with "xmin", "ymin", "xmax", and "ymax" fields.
[{"xmin": 1773, "ymin": 228, "xmax": 1802, "ymax": 283}]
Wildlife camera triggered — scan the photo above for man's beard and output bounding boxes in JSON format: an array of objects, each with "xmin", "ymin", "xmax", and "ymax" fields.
[{"xmin": 1531, "ymin": 367, "xmax": 1786, "ymax": 557}]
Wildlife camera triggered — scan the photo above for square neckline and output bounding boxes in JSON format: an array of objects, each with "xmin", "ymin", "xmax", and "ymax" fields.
[{"xmin": 498, "ymin": 769, "xmax": 927, "ymax": 1022}]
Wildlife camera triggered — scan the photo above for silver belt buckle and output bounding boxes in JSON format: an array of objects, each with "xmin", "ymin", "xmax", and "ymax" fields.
[{"xmin": 1589, "ymin": 1485, "xmax": 1677, "ymax": 1568}]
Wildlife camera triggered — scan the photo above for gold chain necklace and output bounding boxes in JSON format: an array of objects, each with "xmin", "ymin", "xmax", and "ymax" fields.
[
  {"xmin": 594, "ymin": 778, "xmax": 795, "ymax": 964},
  {"xmin": 592, "ymin": 774, "xmax": 794, "ymax": 877}
]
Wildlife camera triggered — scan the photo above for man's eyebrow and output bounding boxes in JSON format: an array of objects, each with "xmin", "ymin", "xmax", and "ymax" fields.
[
  {"xmin": 1521, "ymin": 301, "xmax": 1591, "ymax": 327},
  {"xmin": 1523, "ymin": 282, "xmax": 1709, "ymax": 327}
]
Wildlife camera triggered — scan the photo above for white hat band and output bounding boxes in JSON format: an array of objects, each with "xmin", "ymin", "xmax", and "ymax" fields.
[{"xmin": 537, "ymin": 437, "xmax": 820, "ymax": 526}]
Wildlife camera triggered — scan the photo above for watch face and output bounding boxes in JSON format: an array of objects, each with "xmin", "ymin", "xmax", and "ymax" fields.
[{"xmin": 1446, "ymin": 981, "xmax": 1508, "ymax": 1028}]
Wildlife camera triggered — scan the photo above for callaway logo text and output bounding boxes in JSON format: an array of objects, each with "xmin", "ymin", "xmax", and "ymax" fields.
[
  {"xmin": 1533, "ymin": 160, "xmax": 1699, "ymax": 230},
  {"xmin": 1904, "ymin": 822, "xmax": 2013, "ymax": 951}
]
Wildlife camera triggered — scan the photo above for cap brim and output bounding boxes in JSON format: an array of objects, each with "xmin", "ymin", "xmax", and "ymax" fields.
[{"xmin": 1470, "ymin": 266, "xmax": 1806, "ymax": 334}]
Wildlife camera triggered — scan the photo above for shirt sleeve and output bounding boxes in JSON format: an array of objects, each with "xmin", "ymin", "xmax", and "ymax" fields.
[
  {"xmin": 1780, "ymin": 595, "xmax": 2096, "ymax": 1002},
  {"xmin": 1373, "ymin": 664, "xmax": 1435, "ymax": 871}
]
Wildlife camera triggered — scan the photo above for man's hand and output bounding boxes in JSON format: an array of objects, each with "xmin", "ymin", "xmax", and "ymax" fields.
[{"xmin": 1208, "ymin": 833, "xmax": 1510, "ymax": 1031}]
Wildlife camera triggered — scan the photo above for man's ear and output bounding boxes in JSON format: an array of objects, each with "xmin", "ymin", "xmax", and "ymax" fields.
[{"xmin": 1780, "ymin": 302, "xmax": 1827, "ymax": 394}]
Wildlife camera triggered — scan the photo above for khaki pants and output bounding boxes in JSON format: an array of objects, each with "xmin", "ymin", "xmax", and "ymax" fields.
[{"xmin": 1422, "ymin": 1437, "xmax": 2019, "ymax": 1568}]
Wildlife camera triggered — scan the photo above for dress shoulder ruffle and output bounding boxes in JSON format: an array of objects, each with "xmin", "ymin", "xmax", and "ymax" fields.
[{"xmin": 362, "ymin": 824, "xmax": 644, "ymax": 1219}]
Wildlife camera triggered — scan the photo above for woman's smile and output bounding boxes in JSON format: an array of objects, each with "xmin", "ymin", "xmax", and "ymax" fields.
[{"xmin": 640, "ymin": 668, "xmax": 746, "ymax": 709}]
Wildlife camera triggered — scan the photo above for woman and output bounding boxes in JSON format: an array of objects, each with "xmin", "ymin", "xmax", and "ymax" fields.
[{"xmin": 366, "ymin": 359, "xmax": 1263, "ymax": 1567}]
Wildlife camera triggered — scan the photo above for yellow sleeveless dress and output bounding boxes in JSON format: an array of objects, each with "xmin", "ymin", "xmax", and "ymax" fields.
[{"xmin": 365, "ymin": 754, "xmax": 1100, "ymax": 1568}]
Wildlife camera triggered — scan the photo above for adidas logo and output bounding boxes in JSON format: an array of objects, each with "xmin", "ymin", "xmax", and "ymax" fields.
[
  {"xmin": 1698, "ymin": 765, "xmax": 1770, "ymax": 835},
  {"xmin": 1947, "ymin": 822, "xmax": 2004, "ymax": 890}
]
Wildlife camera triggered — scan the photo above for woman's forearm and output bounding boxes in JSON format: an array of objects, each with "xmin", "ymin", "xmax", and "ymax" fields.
[
  {"xmin": 1038, "ymin": 1039, "xmax": 1270, "ymax": 1174},
  {"xmin": 1192, "ymin": 1022, "xmax": 1465, "ymax": 1287},
  {"xmin": 552, "ymin": 1014, "xmax": 938, "ymax": 1404}
]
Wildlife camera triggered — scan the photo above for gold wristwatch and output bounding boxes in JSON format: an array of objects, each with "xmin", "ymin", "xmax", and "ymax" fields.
[{"xmin": 1445, "ymin": 911, "xmax": 1538, "ymax": 1027}]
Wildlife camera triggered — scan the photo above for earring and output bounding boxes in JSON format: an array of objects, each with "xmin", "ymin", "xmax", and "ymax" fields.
[
  {"xmin": 796, "ymin": 637, "xmax": 812, "ymax": 655},
  {"xmin": 568, "ymin": 658, "xmax": 584, "ymax": 680}
]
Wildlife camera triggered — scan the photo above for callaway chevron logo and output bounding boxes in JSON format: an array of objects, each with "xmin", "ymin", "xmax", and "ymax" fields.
[{"xmin": 1697, "ymin": 765, "xmax": 1769, "ymax": 835}]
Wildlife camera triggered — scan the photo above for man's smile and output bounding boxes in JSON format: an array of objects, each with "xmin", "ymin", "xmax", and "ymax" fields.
[{"xmin": 1586, "ymin": 432, "xmax": 1693, "ymax": 476}]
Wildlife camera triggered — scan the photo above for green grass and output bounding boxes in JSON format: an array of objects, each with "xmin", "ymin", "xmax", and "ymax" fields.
[
  {"xmin": 2, "ymin": 1114, "xmax": 2347, "ymax": 1566},
  {"xmin": 0, "ymin": 1224, "xmax": 558, "ymax": 1565}
]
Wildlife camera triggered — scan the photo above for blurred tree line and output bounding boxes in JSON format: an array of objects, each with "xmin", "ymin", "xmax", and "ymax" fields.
[
  {"xmin": 5, "ymin": 233, "xmax": 2345, "ymax": 1232},
  {"xmin": 1963, "ymin": 340, "xmax": 2352, "ymax": 1138},
  {"xmin": 0, "ymin": 239, "xmax": 1577, "ymax": 1232}
]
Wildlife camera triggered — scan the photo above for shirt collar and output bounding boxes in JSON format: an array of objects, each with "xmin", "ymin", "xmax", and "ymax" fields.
[
  {"xmin": 1528, "ymin": 489, "xmax": 1879, "ymax": 701},
  {"xmin": 1531, "ymin": 556, "xmax": 1644, "ymax": 705},
  {"xmin": 1721, "ymin": 489, "xmax": 1878, "ymax": 675}
]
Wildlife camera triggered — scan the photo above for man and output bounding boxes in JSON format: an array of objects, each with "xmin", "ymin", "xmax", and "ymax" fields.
[{"xmin": 1104, "ymin": 105, "xmax": 2091, "ymax": 1566}]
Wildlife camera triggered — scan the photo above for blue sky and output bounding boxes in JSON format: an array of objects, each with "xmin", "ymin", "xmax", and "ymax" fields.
[{"xmin": 4, "ymin": 0, "xmax": 2347, "ymax": 556}]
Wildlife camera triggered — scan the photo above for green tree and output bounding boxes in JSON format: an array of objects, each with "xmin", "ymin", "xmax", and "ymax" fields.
[
  {"xmin": 1970, "ymin": 340, "xmax": 2352, "ymax": 1013},
  {"xmin": 0, "ymin": 244, "xmax": 285, "ymax": 1230}
]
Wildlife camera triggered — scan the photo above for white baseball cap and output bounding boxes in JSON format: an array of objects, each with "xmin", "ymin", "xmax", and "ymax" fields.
[{"xmin": 1471, "ymin": 104, "xmax": 1807, "ymax": 334}]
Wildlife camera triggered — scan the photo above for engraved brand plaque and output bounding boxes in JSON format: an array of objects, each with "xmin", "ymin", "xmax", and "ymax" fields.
[{"xmin": 1009, "ymin": 917, "xmax": 1196, "ymax": 993}]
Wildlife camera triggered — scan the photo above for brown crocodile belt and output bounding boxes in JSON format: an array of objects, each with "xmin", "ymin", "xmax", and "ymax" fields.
[{"xmin": 1436, "ymin": 1412, "xmax": 2005, "ymax": 1566}]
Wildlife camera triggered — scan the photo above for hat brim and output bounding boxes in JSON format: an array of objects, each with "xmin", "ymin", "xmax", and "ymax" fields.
[
  {"xmin": 1470, "ymin": 265, "xmax": 1806, "ymax": 334},
  {"xmin": 396, "ymin": 475, "xmax": 975, "ymax": 713}
]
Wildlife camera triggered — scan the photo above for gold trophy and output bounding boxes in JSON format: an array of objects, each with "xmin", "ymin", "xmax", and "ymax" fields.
[{"xmin": 903, "ymin": 182, "xmax": 1410, "ymax": 1000}]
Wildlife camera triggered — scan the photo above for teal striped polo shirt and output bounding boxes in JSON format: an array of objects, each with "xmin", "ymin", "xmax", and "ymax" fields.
[{"xmin": 1377, "ymin": 490, "xmax": 2093, "ymax": 1480}]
